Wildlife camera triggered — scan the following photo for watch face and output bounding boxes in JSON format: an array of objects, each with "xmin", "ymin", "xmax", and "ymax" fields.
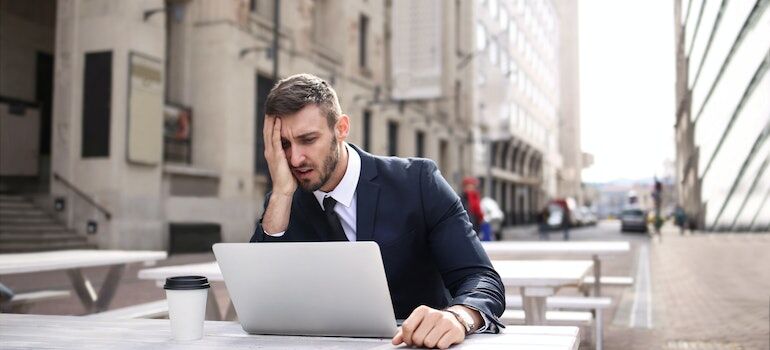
[
  {"xmin": 464, "ymin": 318, "xmax": 474, "ymax": 334},
  {"xmin": 447, "ymin": 309, "xmax": 473, "ymax": 334}
]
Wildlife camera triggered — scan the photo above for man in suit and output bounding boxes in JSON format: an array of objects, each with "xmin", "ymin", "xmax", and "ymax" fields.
[{"xmin": 251, "ymin": 74, "xmax": 505, "ymax": 349}]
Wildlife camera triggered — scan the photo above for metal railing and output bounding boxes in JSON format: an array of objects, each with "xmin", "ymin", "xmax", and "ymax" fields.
[{"xmin": 52, "ymin": 172, "xmax": 112, "ymax": 220}]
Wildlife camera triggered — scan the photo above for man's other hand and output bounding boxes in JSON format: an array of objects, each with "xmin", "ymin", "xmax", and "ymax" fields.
[{"xmin": 391, "ymin": 305, "xmax": 466, "ymax": 349}]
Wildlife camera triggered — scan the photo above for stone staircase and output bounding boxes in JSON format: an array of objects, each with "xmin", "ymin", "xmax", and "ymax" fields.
[{"xmin": 0, "ymin": 194, "xmax": 95, "ymax": 253}]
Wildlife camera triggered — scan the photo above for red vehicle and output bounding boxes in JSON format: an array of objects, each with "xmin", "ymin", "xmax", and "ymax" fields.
[{"xmin": 547, "ymin": 198, "xmax": 579, "ymax": 228}]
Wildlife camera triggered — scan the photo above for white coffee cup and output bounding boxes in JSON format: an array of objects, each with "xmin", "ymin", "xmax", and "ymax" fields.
[{"xmin": 164, "ymin": 276, "xmax": 210, "ymax": 341}]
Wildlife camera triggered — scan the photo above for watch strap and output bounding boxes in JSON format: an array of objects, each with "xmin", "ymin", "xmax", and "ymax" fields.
[{"xmin": 444, "ymin": 309, "xmax": 473, "ymax": 335}]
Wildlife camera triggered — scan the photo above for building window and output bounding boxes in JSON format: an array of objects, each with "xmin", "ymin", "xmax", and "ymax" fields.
[
  {"xmin": 165, "ymin": 0, "xmax": 188, "ymax": 105},
  {"xmin": 359, "ymin": 14, "xmax": 369, "ymax": 69},
  {"xmin": 439, "ymin": 139, "xmax": 449, "ymax": 175},
  {"xmin": 489, "ymin": 41, "xmax": 499, "ymax": 64},
  {"xmin": 476, "ymin": 23, "xmax": 486, "ymax": 51},
  {"xmin": 501, "ymin": 52, "xmax": 509, "ymax": 75},
  {"xmin": 455, "ymin": 0, "xmax": 462, "ymax": 51},
  {"xmin": 313, "ymin": 0, "xmax": 336, "ymax": 52},
  {"xmin": 458, "ymin": 144, "xmax": 465, "ymax": 174},
  {"xmin": 249, "ymin": 0, "xmax": 274, "ymax": 19},
  {"xmin": 363, "ymin": 109, "xmax": 372, "ymax": 151},
  {"xmin": 163, "ymin": 104, "xmax": 192, "ymax": 164},
  {"xmin": 416, "ymin": 131, "xmax": 425, "ymax": 158},
  {"xmin": 488, "ymin": 0, "xmax": 498, "ymax": 18},
  {"xmin": 509, "ymin": 20, "xmax": 517, "ymax": 45},
  {"xmin": 509, "ymin": 59, "xmax": 518, "ymax": 83},
  {"xmin": 387, "ymin": 121, "xmax": 399, "ymax": 156},
  {"xmin": 82, "ymin": 51, "xmax": 112, "ymax": 158},
  {"xmin": 454, "ymin": 80, "xmax": 462, "ymax": 121},
  {"xmin": 255, "ymin": 74, "xmax": 275, "ymax": 175}
]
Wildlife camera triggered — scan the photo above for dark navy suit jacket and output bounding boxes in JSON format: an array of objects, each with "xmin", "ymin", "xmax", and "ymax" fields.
[{"xmin": 250, "ymin": 144, "xmax": 505, "ymax": 331}]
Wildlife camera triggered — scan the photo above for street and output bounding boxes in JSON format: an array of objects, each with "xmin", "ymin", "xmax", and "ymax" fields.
[{"xmin": 2, "ymin": 221, "xmax": 769, "ymax": 349}]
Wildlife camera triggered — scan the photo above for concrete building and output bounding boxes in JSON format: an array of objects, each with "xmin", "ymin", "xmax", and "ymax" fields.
[
  {"xmin": 673, "ymin": 0, "xmax": 770, "ymax": 231},
  {"xmin": 470, "ymin": 0, "xmax": 581, "ymax": 225},
  {"xmin": 0, "ymin": 0, "xmax": 582, "ymax": 251},
  {"xmin": 0, "ymin": 0, "xmax": 475, "ymax": 250},
  {"xmin": 554, "ymin": 0, "xmax": 588, "ymax": 207}
]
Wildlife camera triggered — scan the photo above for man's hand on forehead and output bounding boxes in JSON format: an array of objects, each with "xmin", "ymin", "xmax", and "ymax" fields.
[{"xmin": 263, "ymin": 116, "xmax": 297, "ymax": 197}]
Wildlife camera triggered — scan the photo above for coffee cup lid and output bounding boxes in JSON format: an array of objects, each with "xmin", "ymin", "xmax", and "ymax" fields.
[{"xmin": 164, "ymin": 276, "xmax": 210, "ymax": 290}]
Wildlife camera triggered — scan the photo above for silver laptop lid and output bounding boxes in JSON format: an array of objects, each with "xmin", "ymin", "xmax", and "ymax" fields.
[{"xmin": 213, "ymin": 242, "xmax": 397, "ymax": 338}]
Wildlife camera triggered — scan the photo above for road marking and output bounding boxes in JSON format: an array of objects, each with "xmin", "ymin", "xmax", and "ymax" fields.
[{"xmin": 629, "ymin": 244, "xmax": 652, "ymax": 328}]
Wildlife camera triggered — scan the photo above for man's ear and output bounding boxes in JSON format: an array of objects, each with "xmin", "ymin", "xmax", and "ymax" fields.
[{"xmin": 336, "ymin": 114, "xmax": 350, "ymax": 141}]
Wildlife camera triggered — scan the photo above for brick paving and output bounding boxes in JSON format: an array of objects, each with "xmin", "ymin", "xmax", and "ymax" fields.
[
  {"xmin": 495, "ymin": 222, "xmax": 770, "ymax": 349},
  {"xmin": 643, "ymin": 229, "xmax": 770, "ymax": 350},
  {"xmin": 1, "ymin": 222, "xmax": 769, "ymax": 349}
]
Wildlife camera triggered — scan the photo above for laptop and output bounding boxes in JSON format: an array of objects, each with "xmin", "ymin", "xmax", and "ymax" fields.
[{"xmin": 212, "ymin": 242, "xmax": 398, "ymax": 338}]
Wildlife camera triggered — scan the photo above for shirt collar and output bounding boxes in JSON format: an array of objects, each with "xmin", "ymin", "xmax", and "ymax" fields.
[{"xmin": 313, "ymin": 143, "xmax": 361, "ymax": 210}]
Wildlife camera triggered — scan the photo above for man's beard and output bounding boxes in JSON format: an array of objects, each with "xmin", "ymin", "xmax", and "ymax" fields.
[{"xmin": 298, "ymin": 136, "xmax": 340, "ymax": 192}]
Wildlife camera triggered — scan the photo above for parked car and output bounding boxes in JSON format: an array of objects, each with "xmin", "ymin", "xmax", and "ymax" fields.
[
  {"xmin": 546, "ymin": 204, "xmax": 564, "ymax": 229},
  {"xmin": 579, "ymin": 206, "xmax": 597, "ymax": 226},
  {"xmin": 620, "ymin": 209, "xmax": 648, "ymax": 233},
  {"xmin": 481, "ymin": 197, "xmax": 505, "ymax": 240}
]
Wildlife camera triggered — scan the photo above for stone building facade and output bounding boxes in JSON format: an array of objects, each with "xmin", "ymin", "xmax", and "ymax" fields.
[{"xmin": 0, "ymin": 0, "xmax": 580, "ymax": 250}]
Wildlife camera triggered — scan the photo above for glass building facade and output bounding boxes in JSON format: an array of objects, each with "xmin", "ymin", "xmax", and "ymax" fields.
[{"xmin": 675, "ymin": 0, "xmax": 770, "ymax": 231}]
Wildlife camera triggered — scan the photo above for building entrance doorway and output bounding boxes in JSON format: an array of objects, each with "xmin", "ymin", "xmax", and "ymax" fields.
[{"xmin": 0, "ymin": 1, "xmax": 56, "ymax": 194}]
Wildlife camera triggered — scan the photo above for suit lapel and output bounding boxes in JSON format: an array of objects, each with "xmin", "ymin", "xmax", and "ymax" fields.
[{"xmin": 352, "ymin": 144, "xmax": 379, "ymax": 242}]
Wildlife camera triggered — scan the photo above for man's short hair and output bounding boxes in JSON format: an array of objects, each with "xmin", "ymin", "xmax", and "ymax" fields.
[{"xmin": 265, "ymin": 73, "xmax": 342, "ymax": 129}]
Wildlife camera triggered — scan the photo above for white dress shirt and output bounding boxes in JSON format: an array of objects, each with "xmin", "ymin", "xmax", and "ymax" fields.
[{"xmin": 266, "ymin": 143, "xmax": 360, "ymax": 241}]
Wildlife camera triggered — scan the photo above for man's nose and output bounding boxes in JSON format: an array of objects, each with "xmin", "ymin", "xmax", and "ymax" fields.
[{"xmin": 288, "ymin": 147, "xmax": 305, "ymax": 167}]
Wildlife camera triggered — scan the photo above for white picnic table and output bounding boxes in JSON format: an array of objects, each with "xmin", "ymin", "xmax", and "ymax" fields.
[
  {"xmin": 0, "ymin": 250, "xmax": 167, "ymax": 313},
  {"xmin": 137, "ymin": 261, "xmax": 232, "ymax": 320},
  {"xmin": 483, "ymin": 241, "xmax": 630, "ymax": 296},
  {"xmin": 0, "ymin": 314, "xmax": 581, "ymax": 350},
  {"xmin": 139, "ymin": 259, "xmax": 592, "ymax": 326},
  {"xmin": 493, "ymin": 260, "xmax": 594, "ymax": 325}
]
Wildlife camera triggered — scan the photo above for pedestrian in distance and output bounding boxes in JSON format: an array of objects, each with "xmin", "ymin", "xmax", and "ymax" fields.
[
  {"xmin": 674, "ymin": 205, "xmax": 687, "ymax": 235},
  {"xmin": 562, "ymin": 207, "xmax": 571, "ymax": 241},
  {"xmin": 460, "ymin": 177, "xmax": 485, "ymax": 238},
  {"xmin": 537, "ymin": 205, "xmax": 550, "ymax": 240}
]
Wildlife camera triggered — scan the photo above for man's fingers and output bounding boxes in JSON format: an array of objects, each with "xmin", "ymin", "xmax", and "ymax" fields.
[
  {"xmin": 436, "ymin": 328, "xmax": 463, "ymax": 350},
  {"xmin": 400, "ymin": 306, "xmax": 428, "ymax": 346},
  {"xmin": 391, "ymin": 328, "xmax": 403, "ymax": 345},
  {"xmin": 263, "ymin": 116, "xmax": 275, "ymax": 157},
  {"xmin": 411, "ymin": 312, "xmax": 441, "ymax": 347},
  {"xmin": 422, "ymin": 321, "xmax": 451, "ymax": 349},
  {"xmin": 272, "ymin": 117, "xmax": 282, "ymax": 155}
]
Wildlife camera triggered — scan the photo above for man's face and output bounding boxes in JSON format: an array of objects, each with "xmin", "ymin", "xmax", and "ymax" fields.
[{"xmin": 278, "ymin": 105, "xmax": 346, "ymax": 192}]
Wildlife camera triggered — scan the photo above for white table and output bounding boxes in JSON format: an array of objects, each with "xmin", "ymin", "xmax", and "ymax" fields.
[
  {"xmin": 137, "ymin": 262, "xmax": 232, "ymax": 320},
  {"xmin": 493, "ymin": 260, "xmax": 594, "ymax": 325},
  {"xmin": 483, "ymin": 241, "xmax": 630, "ymax": 296},
  {"xmin": 140, "ymin": 260, "xmax": 594, "ymax": 325},
  {"xmin": 0, "ymin": 250, "xmax": 167, "ymax": 313},
  {"xmin": 0, "ymin": 314, "xmax": 580, "ymax": 350}
]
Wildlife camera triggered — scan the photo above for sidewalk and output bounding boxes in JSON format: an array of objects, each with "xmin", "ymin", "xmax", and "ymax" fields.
[{"xmin": 599, "ymin": 225, "xmax": 770, "ymax": 350}]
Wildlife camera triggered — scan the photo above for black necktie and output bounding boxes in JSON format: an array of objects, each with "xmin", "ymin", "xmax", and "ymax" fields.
[{"xmin": 323, "ymin": 196, "xmax": 349, "ymax": 241}]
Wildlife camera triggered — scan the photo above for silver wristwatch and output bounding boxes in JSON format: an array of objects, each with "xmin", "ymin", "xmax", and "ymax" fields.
[{"xmin": 444, "ymin": 309, "xmax": 475, "ymax": 335}]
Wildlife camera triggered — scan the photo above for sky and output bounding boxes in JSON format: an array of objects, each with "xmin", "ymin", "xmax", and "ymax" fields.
[{"xmin": 577, "ymin": 0, "xmax": 677, "ymax": 183}]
